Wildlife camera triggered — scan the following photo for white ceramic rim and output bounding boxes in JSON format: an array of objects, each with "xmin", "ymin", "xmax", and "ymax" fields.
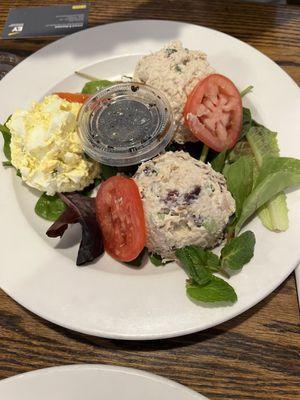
[{"xmin": 0, "ymin": 364, "xmax": 207, "ymax": 399}]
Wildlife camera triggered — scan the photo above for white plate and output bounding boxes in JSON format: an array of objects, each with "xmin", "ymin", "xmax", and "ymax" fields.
[
  {"xmin": 0, "ymin": 364, "xmax": 207, "ymax": 399},
  {"xmin": 0, "ymin": 20, "xmax": 299, "ymax": 340}
]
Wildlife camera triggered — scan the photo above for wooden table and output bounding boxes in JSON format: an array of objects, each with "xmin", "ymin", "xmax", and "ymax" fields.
[{"xmin": 0, "ymin": 1, "xmax": 299, "ymax": 399}]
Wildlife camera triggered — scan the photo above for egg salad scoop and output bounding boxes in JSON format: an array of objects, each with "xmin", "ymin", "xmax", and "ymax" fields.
[{"xmin": 7, "ymin": 95, "xmax": 100, "ymax": 195}]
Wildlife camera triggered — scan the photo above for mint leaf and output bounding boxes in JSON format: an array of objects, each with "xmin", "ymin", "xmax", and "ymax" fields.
[
  {"xmin": 224, "ymin": 155, "xmax": 254, "ymax": 218},
  {"xmin": 221, "ymin": 231, "xmax": 255, "ymax": 270},
  {"xmin": 206, "ymin": 251, "xmax": 221, "ymax": 272},
  {"xmin": 176, "ymin": 246, "xmax": 213, "ymax": 286},
  {"xmin": 176, "ymin": 246, "xmax": 239, "ymax": 304},
  {"xmin": 176, "ymin": 246, "xmax": 220, "ymax": 273},
  {"xmin": 235, "ymin": 156, "xmax": 300, "ymax": 234},
  {"xmin": 35, "ymin": 193, "xmax": 67, "ymax": 221},
  {"xmin": 82, "ymin": 80, "xmax": 114, "ymax": 94},
  {"xmin": 187, "ymin": 276, "xmax": 237, "ymax": 303}
]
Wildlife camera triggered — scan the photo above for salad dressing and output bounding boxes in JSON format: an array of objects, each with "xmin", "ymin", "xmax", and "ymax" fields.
[{"xmin": 78, "ymin": 82, "xmax": 174, "ymax": 166}]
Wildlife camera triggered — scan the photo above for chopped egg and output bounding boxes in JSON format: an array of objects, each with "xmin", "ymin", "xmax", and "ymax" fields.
[{"xmin": 7, "ymin": 95, "xmax": 100, "ymax": 195}]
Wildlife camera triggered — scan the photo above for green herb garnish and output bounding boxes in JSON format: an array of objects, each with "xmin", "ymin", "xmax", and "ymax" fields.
[
  {"xmin": 186, "ymin": 276, "xmax": 237, "ymax": 303},
  {"xmin": 176, "ymin": 233, "xmax": 255, "ymax": 304},
  {"xmin": 221, "ymin": 231, "xmax": 255, "ymax": 271}
]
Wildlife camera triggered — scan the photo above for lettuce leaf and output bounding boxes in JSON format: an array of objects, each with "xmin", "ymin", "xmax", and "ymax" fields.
[
  {"xmin": 240, "ymin": 107, "xmax": 252, "ymax": 139},
  {"xmin": 47, "ymin": 193, "xmax": 103, "ymax": 266},
  {"xmin": 35, "ymin": 193, "xmax": 67, "ymax": 221},
  {"xmin": 246, "ymin": 125, "xmax": 288, "ymax": 231},
  {"xmin": 224, "ymin": 155, "xmax": 254, "ymax": 219},
  {"xmin": 257, "ymin": 193, "xmax": 289, "ymax": 231},
  {"xmin": 235, "ymin": 156, "xmax": 300, "ymax": 234},
  {"xmin": 211, "ymin": 150, "xmax": 228, "ymax": 173}
]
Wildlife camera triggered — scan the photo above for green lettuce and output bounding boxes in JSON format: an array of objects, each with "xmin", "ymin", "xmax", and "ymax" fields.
[{"xmin": 235, "ymin": 156, "xmax": 300, "ymax": 234}]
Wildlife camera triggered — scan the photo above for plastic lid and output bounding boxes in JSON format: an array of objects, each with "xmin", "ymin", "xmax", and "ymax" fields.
[{"xmin": 77, "ymin": 82, "xmax": 174, "ymax": 166}]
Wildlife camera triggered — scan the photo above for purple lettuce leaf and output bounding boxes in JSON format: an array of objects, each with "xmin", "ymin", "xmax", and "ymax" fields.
[{"xmin": 46, "ymin": 192, "xmax": 103, "ymax": 266}]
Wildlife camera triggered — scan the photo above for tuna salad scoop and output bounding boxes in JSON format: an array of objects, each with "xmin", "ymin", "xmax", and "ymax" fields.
[
  {"xmin": 133, "ymin": 40, "xmax": 214, "ymax": 144},
  {"xmin": 134, "ymin": 151, "xmax": 235, "ymax": 260}
]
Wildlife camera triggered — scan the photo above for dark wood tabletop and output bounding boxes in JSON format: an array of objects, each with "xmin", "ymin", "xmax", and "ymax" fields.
[{"xmin": 0, "ymin": 1, "xmax": 299, "ymax": 399}]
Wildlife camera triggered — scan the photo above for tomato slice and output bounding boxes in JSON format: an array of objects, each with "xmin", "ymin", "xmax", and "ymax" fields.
[
  {"xmin": 96, "ymin": 176, "xmax": 146, "ymax": 262},
  {"xmin": 184, "ymin": 74, "xmax": 242, "ymax": 152},
  {"xmin": 55, "ymin": 92, "xmax": 90, "ymax": 103}
]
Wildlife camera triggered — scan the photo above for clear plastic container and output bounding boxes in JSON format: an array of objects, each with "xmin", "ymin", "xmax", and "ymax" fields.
[{"xmin": 77, "ymin": 82, "xmax": 174, "ymax": 166}]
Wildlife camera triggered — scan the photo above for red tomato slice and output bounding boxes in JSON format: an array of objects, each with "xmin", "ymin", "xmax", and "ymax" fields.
[
  {"xmin": 184, "ymin": 74, "xmax": 242, "ymax": 152},
  {"xmin": 55, "ymin": 92, "xmax": 90, "ymax": 103},
  {"xmin": 96, "ymin": 176, "xmax": 146, "ymax": 262}
]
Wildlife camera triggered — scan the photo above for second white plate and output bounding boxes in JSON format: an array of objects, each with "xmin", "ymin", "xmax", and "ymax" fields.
[{"xmin": 0, "ymin": 364, "xmax": 208, "ymax": 400}]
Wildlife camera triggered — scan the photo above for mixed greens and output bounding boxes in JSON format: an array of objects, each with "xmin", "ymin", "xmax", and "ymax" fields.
[
  {"xmin": 176, "ymin": 232, "xmax": 254, "ymax": 303},
  {"xmin": 173, "ymin": 98, "xmax": 300, "ymax": 303},
  {"xmin": 2, "ymin": 77, "xmax": 300, "ymax": 306}
]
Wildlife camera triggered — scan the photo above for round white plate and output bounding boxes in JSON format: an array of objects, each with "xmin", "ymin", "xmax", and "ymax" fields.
[
  {"xmin": 0, "ymin": 364, "xmax": 207, "ymax": 399},
  {"xmin": 0, "ymin": 20, "xmax": 299, "ymax": 340}
]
